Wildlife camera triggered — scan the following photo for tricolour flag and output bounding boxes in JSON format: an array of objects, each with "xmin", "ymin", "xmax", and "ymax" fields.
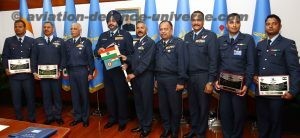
[
  {"xmin": 20, "ymin": 0, "xmax": 34, "ymax": 37},
  {"xmin": 252, "ymin": 0, "xmax": 271, "ymax": 44},
  {"xmin": 144, "ymin": 0, "xmax": 159, "ymax": 42},
  {"xmin": 211, "ymin": 0, "xmax": 228, "ymax": 37},
  {"xmin": 62, "ymin": 0, "xmax": 76, "ymax": 91},
  {"xmin": 99, "ymin": 46, "xmax": 120, "ymax": 60},
  {"xmin": 42, "ymin": 0, "xmax": 56, "ymax": 36},
  {"xmin": 87, "ymin": 0, "xmax": 104, "ymax": 93},
  {"xmin": 174, "ymin": 0, "xmax": 191, "ymax": 39}
]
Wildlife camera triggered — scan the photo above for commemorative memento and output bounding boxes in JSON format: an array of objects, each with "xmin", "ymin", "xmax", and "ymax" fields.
[
  {"xmin": 219, "ymin": 72, "xmax": 244, "ymax": 93},
  {"xmin": 258, "ymin": 75, "xmax": 289, "ymax": 96},
  {"xmin": 8, "ymin": 58, "xmax": 31, "ymax": 74},
  {"xmin": 38, "ymin": 65, "xmax": 58, "ymax": 78}
]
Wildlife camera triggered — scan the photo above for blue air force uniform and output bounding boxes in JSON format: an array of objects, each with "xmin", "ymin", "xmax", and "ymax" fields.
[
  {"xmin": 94, "ymin": 29, "xmax": 134, "ymax": 126},
  {"xmin": 184, "ymin": 28, "xmax": 218, "ymax": 136},
  {"xmin": 255, "ymin": 35, "xmax": 300, "ymax": 138},
  {"xmin": 31, "ymin": 36, "xmax": 65, "ymax": 122},
  {"xmin": 125, "ymin": 35, "xmax": 155, "ymax": 132},
  {"xmin": 155, "ymin": 37, "xmax": 188, "ymax": 134},
  {"xmin": 65, "ymin": 37, "xmax": 95, "ymax": 123},
  {"xmin": 218, "ymin": 32, "xmax": 256, "ymax": 138},
  {"xmin": 1, "ymin": 36, "xmax": 35, "ymax": 121}
]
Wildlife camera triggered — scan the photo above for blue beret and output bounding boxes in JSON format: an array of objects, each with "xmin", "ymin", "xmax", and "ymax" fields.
[{"xmin": 106, "ymin": 10, "xmax": 123, "ymax": 27}]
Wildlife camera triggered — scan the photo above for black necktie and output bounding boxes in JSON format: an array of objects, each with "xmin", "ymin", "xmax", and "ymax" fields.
[
  {"xmin": 230, "ymin": 38, "xmax": 234, "ymax": 45},
  {"xmin": 18, "ymin": 38, "xmax": 22, "ymax": 44},
  {"xmin": 110, "ymin": 32, "xmax": 114, "ymax": 37},
  {"xmin": 163, "ymin": 41, "xmax": 167, "ymax": 46},
  {"xmin": 73, "ymin": 39, "xmax": 76, "ymax": 44},
  {"xmin": 267, "ymin": 39, "xmax": 272, "ymax": 49},
  {"xmin": 193, "ymin": 33, "xmax": 197, "ymax": 41},
  {"xmin": 47, "ymin": 37, "xmax": 50, "ymax": 45}
]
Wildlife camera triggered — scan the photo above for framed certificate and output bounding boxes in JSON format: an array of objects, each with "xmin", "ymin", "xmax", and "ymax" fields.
[
  {"xmin": 8, "ymin": 58, "xmax": 31, "ymax": 74},
  {"xmin": 38, "ymin": 65, "xmax": 58, "ymax": 79},
  {"xmin": 219, "ymin": 72, "xmax": 244, "ymax": 93},
  {"xmin": 258, "ymin": 75, "xmax": 289, "ymax": 96}
]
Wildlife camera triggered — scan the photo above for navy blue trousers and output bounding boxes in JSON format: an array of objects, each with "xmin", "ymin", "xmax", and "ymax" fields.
[
  {"xmin": 9, "ymin": 77, "xmax": 35, "ymax": 121},
  {"xmin": 131, "ymin": 71, "xmax": 154, "ymax": 131},
  {"xmin": 220, "ymin": 91, "xmax": 247, "ymax": 138},
  {"xmin": 157, "ymin": 74, "xmax": 181, "ymax": 133},
  {"xmin": 256, "ymin": 96, "xmax": 283, "ymax": 138},
  {"xmin": 187, "ymin": 73, "xmax": 210, "ymax": 136},
  {"xmin": 104, "ymin": 67, "xmax": 129, "ymax": 125},
  {"xmin": 40, "ymin": 79, "xmax": 62, "ymax": 121},
  {"xmin": 69, "ymin": 67, "xmax": 90, "ymax": 122}
]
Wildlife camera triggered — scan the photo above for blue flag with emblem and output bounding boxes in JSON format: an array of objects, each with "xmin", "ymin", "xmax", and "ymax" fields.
[
  {"xmin": 42, "ymin": 0, "xmax": 57, "ymax": 36},
  {"xmin": 252, "ymin": 0, "xmax": 270, "ymax": 44},
  {"xmin": 174, "ymin": 0, "xmax": 191, "ymax": 39},
  {"xmin": 87, "ymin": 0, "xmax": 104, "ymax": 93},
  {"xmin": 211, "ymin": 0, "xmax": 228, "ymax": 37},
  {"xmin": 20, "ymin": 0, "xmax": 34, "ymax": 37},
  {"xmin": 62, "ymin": 0, "xmax": 76, "ymax": 91},
  {"xmin": 144, "ymin": 0, "xmax": 159, "ymax": 42},
  {"xmin": 250, "ymin": 0, "xmax": 271, "ymax": 95}
]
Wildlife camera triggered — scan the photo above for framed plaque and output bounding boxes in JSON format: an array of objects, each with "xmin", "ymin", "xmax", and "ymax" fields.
[
  {"xmin": 38, "ymin": 65, "xmax": 58, "ymax": 79},
  {"xmin": 258, "ymin": 75, "xmax": 289, "ymax": 96},
  {"xmin": 8, "ymin": 58, "xmax": 31, "ymax": 74},
  {"xmin": 219, "ymin": 72, "xmax": 244, "ymax": 93}
]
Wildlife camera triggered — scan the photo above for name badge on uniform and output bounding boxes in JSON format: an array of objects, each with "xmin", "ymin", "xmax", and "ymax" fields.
[
  {"xmin": 195, "ymin": 39, "xmax": 205, "ymax": 43},
  {"xmin": 38, "ymin": 43, "xmax": 44, "ymax": 46},
  {"xmin": 52, "ymin": 41, "xmax": 60, "ymax": 47},
  {"xmin": 237, "ymin": 43, "xmax": 245, "ymax": 46},
  {"xmin": 233, "ymin": 50, "xmax": 242, "ymax": 56},
  {"xmin": 115, "ymin": 35, "xmax": 124, "ymax": 40}
]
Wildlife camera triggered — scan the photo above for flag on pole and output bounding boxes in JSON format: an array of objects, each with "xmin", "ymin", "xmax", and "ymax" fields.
[
  {"xmin": 63, "ymin": 0, "xmax": 76, "ymax": 40},
  {"xmin": 249, "ymin": 0, "xmax": 271, "ymax": 94},
  {"xmin": 42, "ymin": 0, "xmax": 56, "ymax": 36},
  {"xmin": 19, "ymin": 0, "xmax": 34, "ymax": 37},
  {"xmin": 174, "ymin": 0, "xmax": 191, "ymax": 39},
  {"xmin": 252, "ymin": 0, "xmax": 271, "ymax": 44},
  {"xmin": 211, "ymin": 0, "xmax": 228, "ymax": 37},
  {"xmin": 144, "ymin": 0, "xmax": 159, "ymax": 42},
  {"xmin": 87, "ymin": 0, "xmax": 104, "ymax": 93},
  {"xmin": 62, "ymin": 0, "xmax": 76, "ymax": 91}
]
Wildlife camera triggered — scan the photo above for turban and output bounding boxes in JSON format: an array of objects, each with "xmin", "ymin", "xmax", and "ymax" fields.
[{"xmin": 106, "ymin": 10, "xmax": 123, "ymax": 27}]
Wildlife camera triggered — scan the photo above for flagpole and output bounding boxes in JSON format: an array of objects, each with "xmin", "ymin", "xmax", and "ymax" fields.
[{"xmin": 92, "ymin": 90, "xmax": 103, "ymax": 116}]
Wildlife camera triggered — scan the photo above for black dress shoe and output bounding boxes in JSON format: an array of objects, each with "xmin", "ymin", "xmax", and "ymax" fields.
[
  {"xmin": 183, "ymin": 131, "xmax": 196, "ymax": 138},
  {"xmin": 131, "ymin": 127, "xmax": 142, "ymax": 132},
  {"xmin": 104, "ymin": 122, "xmax": 116, "ymax": 129},
  {"xmin": 69, "ymin": 120, "xmax": 82, "ymax": 126},
  {"xmin": 140, "ymin": 130, "xmax": 150, "ymax": 137},
  {"xmin": 160, "ymin": 129, "xmax": 171, "ymax": 138},
  {"xmin": 56, "ymin": 119, "xmax": 64, "ymax": 125},
  {"xmin": 118, "ymin": 124, "xmax": 126, "ymax": 132},
  {"xmin": 29, "ymin": 119, "xmax": 36, "ymax": 123},
  {"xmin": 171, "ymin": 132, "xmax": 178, "ymax": 138},
  {"xmin": 83, "ymin": 121, "xmax": 89, "ymax": 127},
  {"xmin": 43, "ymin": 119, "xmax": 54, "ymax": 125}
]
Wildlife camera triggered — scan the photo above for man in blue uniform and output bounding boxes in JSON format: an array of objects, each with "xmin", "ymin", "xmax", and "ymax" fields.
[
  {"xmin": 254, "ymin": 14, "xmax": 300, "ymax": 138},
  {"xmin": 31, "ymin": 21, "xmax": 65, "ymax": 125},
  {"xmin": 183, "ymin": 11, "xmax": 219, "ymax": 138},
  {"xmin": 215, "ymin": 13, "xmax": 256, "ymax": 138},
  {"xmin": 94, "ymin": 10, "xmax": 134, "ymax": 132},
  {"xmin": 120, "ymin": 21, "xmax": 155, "ymax": 137},
  {"xmin": 155, "ymin": 20, "xmax": 188, "ymax": 138},
  {"xmin": 65, "ymin": 23, "xmax": 94, "ymax": 127},
  {"xmin": 1, "ymin": 20, "xmax": 35, "ymax": 122}
]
